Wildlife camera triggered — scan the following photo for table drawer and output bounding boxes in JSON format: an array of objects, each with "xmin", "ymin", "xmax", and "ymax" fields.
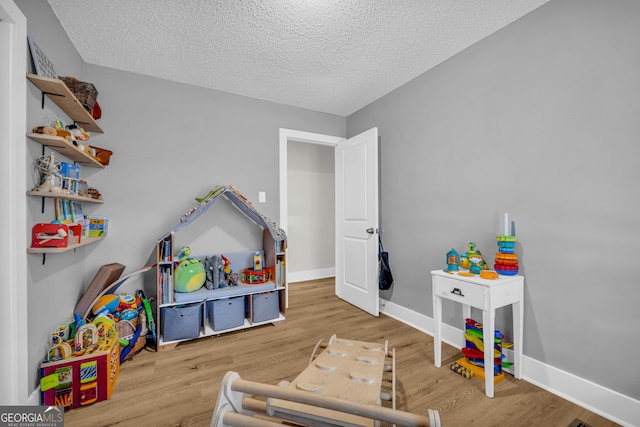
[{"xmin": 434, "ymin": 276, "xmax": 486, "ymax": 308}]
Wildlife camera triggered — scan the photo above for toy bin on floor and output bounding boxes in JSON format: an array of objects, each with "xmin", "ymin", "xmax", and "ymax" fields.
[
  {"xmin": 251, "ymin": 291, "xmax": 280, "ymax": 323},
  {"xmin": 207, "ymin": 296, "xmax": 245, "ymax": 331},
  {"xmin": 161, "ymin": 302, "xmax": 202, "ymax": 341},
  {"xmin": 40, "ymin": 335, "xmax": 119, "ymax": 410}
]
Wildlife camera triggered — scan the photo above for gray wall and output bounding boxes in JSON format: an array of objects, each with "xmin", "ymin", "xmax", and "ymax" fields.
[
  {"xmin": 287, "ymin": 141, "xmax": 335, "ymax": 277},
  {"xmin": 20, "ymin": 0, "xmax": 345, "ymax": 392},
  {"xmin": 348, "ymin": 0, "xmax": 640, "ymax": 400}
]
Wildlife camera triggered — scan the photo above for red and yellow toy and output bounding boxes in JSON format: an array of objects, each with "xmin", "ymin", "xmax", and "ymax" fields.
[
  {"xmin": 241, "ymin": 268, "xmax": 271, "ymax": 284},
  {"xmin": 40, "ymin": 330, "xmax": 119, "ymax": 410},
  {"xmin": 31, "ymin": 223, "xmax": 81, "ymax": 248}
]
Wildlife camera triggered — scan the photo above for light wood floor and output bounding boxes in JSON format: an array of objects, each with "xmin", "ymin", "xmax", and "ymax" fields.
[{"xmin": 64, "ymin": 278, "xmax": 618, "ymax": 427}]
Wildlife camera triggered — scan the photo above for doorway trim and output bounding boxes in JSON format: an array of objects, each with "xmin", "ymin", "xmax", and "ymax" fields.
[
  {"xmin": 278, "ymin": 129, "xmax": 344, "ymax": 285},
  {"xmin": 0, "ymin": 0, "xmax": 29, "ymax": 404}
]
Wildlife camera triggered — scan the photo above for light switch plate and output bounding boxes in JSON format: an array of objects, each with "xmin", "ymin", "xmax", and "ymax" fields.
[{"xmin": 258, "ymin": 192, "xmax": 266, "ymax": 203}]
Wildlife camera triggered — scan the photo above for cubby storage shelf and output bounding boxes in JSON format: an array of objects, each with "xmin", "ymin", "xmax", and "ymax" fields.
[
  {"xmin": 156, "ymin": 230, "xmax": 287, "ymax": 351},
  {"xmin": 26, "ymin": 190, "xmax": 104, "ymax": 204},
  {"xmin": 27, "ymin": 133, "xmax": 104, "ymax": 168},
  {"xmin": 27, "ymin": 74, "xmax": 104, "ymax": 133},
  {"xmin": 27, "ymin": 236, "xmax": 104, "ymax": 254}
]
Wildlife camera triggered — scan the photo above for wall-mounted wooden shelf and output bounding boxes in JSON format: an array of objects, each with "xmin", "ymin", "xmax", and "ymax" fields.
[
  {"xmin": 27, "ymin": 236, "xmax": 104, "ymax": 254},
  {"xmin": 26, "ymin": 74, "xmax": 104, "ymax": 134},
  {"xmin": 26, "ymin": 190, "xmax": 104, "ymax": 204},
  {"xmin": 26, "ymin": 74, "xmax": 109, "ymax": 264},
  {"xmin": 26, "ymin": 133, "xmax": 105, "ymax": 168}
]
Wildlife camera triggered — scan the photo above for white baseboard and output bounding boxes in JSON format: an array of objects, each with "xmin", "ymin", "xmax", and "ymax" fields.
[
  {"xmin": 379, "ymin": 298, "xmax": 640, "ymax": 427},
  {"xmin": 288, "ymin": 268, "xmax": 335, "ymax": 284}
]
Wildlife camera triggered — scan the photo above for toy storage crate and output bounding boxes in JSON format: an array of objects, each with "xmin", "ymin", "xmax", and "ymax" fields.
[
  {"xmin": 161, "ymin": 302, "xmax": 202, "ymax": 341},
  {"xmin": 207, "ymin": 296, "xmax": 245, "ymax": 331},
  {"xmin": 251, "ymin": 291, "xmax": 280, "ymax": 323}
]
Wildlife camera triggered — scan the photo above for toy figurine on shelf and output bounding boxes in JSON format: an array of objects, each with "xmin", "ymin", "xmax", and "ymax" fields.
[
  {"xmin": 33, "ymin": 153, "xmax": 63, "ymax": 193},
  {"xmin": 445, "ymin": 248, "xmax": 460, "ymax": 272}
]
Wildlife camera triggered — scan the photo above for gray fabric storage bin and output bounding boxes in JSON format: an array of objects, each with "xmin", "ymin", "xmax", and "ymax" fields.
[
  {"xmin": 251, "ymin": 291, "xmax": 280, "ymax": 323},
  {"xmin": 207, "ymin": 296, "xmax": 245, "ymax": 331},
  {"xmin": 161, "ymin": 302, "xmax": 202, "ymax": 341}
]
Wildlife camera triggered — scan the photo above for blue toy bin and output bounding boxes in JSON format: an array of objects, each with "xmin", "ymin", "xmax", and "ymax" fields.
[
  {"xmin": 207, "ymin": 296, "xmax": 245, "ymax": 331},
  {"xmin": 161, "ymin": 302, "xmax": 202, "ymax": 341},
  {"xmin": 251, "ymin": 291, "xmax": 280, "ymax": 323}
]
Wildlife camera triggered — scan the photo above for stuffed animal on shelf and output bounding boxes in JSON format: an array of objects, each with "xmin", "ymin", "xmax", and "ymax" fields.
[
  {"xmin": 66, "ymin": 124, "xmax": 90, "ymax": 142},
  {"xmin": 174, "ymin": 246, "xmax": 206, "ymax": 293}
]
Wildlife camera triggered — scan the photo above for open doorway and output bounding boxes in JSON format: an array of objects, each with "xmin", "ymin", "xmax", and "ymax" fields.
[{"xmin": 278, "ymin": 129, "xmax": 344, "ymax": 283}]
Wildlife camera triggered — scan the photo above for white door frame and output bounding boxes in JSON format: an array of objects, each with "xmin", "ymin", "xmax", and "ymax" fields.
[
  {"xmin": 278, "ymin": 129, "xmax": 344, "ymax": 292},
  {"xmin": 279, "ymin": 129, "xmax": 345, "ymax": 233},
  {"xmin": 0, "ymin": 0, "xmax": 29, "ymax": 405}
]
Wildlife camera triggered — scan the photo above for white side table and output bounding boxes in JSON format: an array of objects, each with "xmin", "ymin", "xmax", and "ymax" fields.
[{"xmin": 431, "ymin": 269, "xmax": 524, "ymax": 398}]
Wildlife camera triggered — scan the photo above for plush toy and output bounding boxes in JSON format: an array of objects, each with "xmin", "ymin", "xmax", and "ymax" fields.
[
  {"xmin": 174, "ymin": 246, "xmax": 206, "ymax": 293},
  {"xmin": 204, "ymin": 256, "xmax": 215, "ymax": 290},
  {"xmin": 205, "ymin": 255, "xmax": 227, "ymax": 289},
  {"xmin": 66, "ymin": 124, "xmax": 90, "ymax": 142}
]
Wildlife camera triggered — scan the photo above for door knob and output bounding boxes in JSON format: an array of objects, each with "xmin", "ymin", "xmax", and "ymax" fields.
[{"xmin": 366, "ymin": 228, "xmax": 376, "ymax": 234}]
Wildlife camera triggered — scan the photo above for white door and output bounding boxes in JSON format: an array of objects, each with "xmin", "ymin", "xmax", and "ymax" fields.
[{"xmin": 335, "ymin": 128, "xmax": 379, "ymax": 316}]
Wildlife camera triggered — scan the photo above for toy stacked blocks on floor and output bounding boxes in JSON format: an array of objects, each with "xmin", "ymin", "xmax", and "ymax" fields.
[
  {"xmin": 40, "ymin": 333, "xmax": 120, "ymax": 410},
  {"xmin": 451, "ymin": 318, "xmax": 508, "ymax": 383}
]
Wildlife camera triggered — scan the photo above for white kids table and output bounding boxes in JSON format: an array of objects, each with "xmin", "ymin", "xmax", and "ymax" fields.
[{"xmin": 431, "ymin": 269, "xmax": 524, "ymax": 398}]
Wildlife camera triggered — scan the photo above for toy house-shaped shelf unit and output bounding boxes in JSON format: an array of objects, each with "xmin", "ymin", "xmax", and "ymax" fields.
[{"xmin": 155, "ymin": 186, "xmax": 287, "ymax": 350}]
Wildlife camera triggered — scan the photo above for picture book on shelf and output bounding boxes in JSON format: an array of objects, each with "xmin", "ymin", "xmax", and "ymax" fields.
[{"xmin": 55, "ymin": 200, "xmax": 83, "ymax": 223}]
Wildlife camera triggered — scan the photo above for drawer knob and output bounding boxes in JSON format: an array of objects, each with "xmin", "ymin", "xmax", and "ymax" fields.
[{"xmin": 451, "ymin": 288, "xmax": 465, "ymax": 297}]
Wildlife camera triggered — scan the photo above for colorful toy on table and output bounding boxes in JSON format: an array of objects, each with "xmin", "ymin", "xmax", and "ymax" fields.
[
  {"xmin": 459, "ymin": 254, "xmax": 470, "ymax": 269},
  {"xmin": 445, "ymin": 248, "xmax": 460, "ymax": 272},
  {"xmin": 495, "ymin": 213, "xmax": 519, "ymax": 276},
  {"xmin": 465, "ymin": 242, "xmax": 487, "ymax": 274},
  {"xmin": 174, "ymin": 246, "xmax": 206, "ymax": 292}
]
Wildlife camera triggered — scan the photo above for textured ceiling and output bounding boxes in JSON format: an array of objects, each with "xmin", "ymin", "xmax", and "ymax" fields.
[{"xmin": 47, "ymin": 0, "xmax": 548, "ymax": 117}]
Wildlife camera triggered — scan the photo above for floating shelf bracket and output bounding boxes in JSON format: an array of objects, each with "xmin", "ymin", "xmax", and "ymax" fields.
[{"xmin": 40, "ymin": 90, "xmax": 64, "ymax": 109}]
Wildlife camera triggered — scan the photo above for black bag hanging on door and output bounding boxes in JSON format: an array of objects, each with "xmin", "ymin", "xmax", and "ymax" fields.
[{"xmin": 379, "ymin": 235, "xmax": 393, "ymax": 290}]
